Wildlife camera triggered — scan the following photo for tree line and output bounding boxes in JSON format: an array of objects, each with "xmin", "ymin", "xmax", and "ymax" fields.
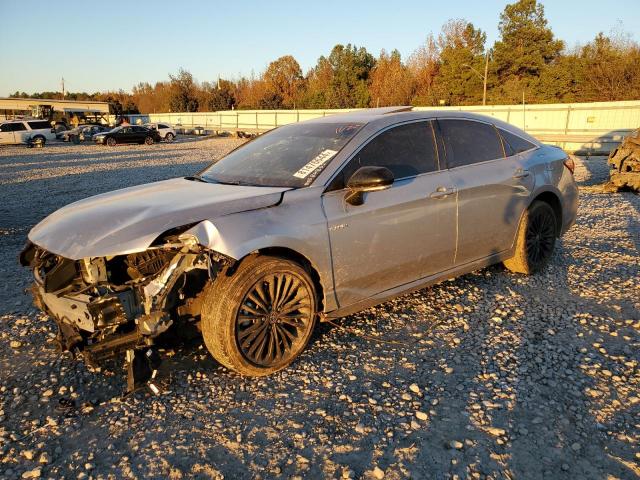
[{"xmin": 10, "ymin": 0, "xmax": 640, "ymax": 114}]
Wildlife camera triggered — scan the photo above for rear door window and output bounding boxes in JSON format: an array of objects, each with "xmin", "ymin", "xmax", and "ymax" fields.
[
  {"xmin": 27, "ymin": 121, "xmax": 51, "ymax": 130},
  {"xmin": 498, "ymin": 128, "xmax": 536, "ymax": 156},
  {"xmin": 438, "ymin": 119, "xmax": 504, "ymax": 168},
  {"xmin": 10, "ymin": 123, "xmax": 27, "ymax": 132}
]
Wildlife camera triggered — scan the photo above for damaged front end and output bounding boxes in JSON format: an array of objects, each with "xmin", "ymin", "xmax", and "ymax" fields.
[{"xmin": 19, "ymin": 227, "xmax": 232, "ymax": 392}]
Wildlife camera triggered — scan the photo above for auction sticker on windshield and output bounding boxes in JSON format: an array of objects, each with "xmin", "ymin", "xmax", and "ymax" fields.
[{"xmin": 293, "ymin": 149, "xmax": 338, "ymax": 179}]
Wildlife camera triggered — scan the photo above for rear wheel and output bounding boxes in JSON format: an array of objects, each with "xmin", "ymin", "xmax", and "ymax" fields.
[
  {"xmin": 144, "ymin": 136, "xmax": 154, "ymax": 145},
  {"xmin": 165, "ymin": 132, "xmax": 174, "ymax": 142},
  {"xmin": 504, "ymin": 201, "xmax": 557, "ymax": 274},
  {"xmin": 201, "ymin": 256, "xmax": 317, "ymax": 376},
  {"xmin": 106, "ymin": 137, "xmax": 117, "ymax": 147}
]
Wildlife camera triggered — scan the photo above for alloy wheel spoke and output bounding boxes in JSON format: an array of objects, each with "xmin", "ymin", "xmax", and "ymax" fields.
[{"xmin": 236, "ymin": 272, "xmax": 312, "ymax": 367}]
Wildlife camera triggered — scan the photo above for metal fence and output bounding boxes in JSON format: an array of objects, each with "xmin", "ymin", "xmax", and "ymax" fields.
[{"xmin": 123, "ymin": 100, "xmax": 640, "ymax": 154}]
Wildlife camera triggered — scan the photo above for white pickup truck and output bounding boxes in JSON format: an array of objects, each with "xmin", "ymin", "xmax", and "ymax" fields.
[{"xmin": 0, "ymin": 119, "xmax": 56, "ymax": 146}]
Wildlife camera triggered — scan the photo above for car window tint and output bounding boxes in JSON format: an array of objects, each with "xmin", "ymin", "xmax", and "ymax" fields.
[
  {"xmin": 498, "ymin": 128, "xmax": 536, "ymax": 155},
  {"xmin": 158, "ymin": 124, "xmax": 168, "ymax": 129},
  {"xmin": 439, "ymin": 119, "xmax": 504, "ymax": 168},
  {"xmin": 0, "ymin": 124, "xmax": 10, "ymax": 132},
  {"xmin": 11, "ymin": 123, "xmax": 27, "ymax": 132},
  {"xmin": 341, "ymin": 121, "xmax": 438, "ymax": 184},
  {"xmin": 27, "ymin": 121, "xmax": 51, "ymax": 130}
]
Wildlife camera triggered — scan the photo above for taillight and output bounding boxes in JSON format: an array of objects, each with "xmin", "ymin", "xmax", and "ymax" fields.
[{"xmin": 563, "ymin": 156, "xmax": 575, "ymax": 175}]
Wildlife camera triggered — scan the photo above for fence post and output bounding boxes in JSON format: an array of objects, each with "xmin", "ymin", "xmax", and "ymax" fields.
[{"xmin": 564, "ymin": 106, "xmax": 571, "ymax": 136}]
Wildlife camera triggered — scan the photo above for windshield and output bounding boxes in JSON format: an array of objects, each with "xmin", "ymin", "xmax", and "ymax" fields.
[{"xmin": 200, "ymin": 122, "xmax": 363, "ymax": 187}]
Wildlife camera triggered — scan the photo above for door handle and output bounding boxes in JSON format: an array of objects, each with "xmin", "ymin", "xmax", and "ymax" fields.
[
  {"xmin": 430, "ymin": 186, "xmax": 455, "ymax": 199},
  {"xmin": 513, "ymin": 169, "xmax": 530, "ymax": 179}
]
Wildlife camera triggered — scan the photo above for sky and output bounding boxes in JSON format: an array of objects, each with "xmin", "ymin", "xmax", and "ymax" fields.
[{"xmin": 1, "ymin": 0, "xmax": 638, "ymax": 96}]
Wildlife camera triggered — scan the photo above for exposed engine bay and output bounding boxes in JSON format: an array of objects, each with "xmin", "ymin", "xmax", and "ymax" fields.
[{"xmin": 19, "ymin": 230, "xmax": 233, "ymax": 392}]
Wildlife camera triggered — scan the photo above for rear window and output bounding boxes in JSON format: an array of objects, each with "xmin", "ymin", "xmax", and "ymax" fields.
[
  {"xmin": 498, "ymin": 128, "xmax": 536, "ymax": 156},
  {"xmin": 27, "ymin": 121, "xmax": 52, "ymax": 130},
  {"xmin": 158, "ymin": 124, "xmax": 169, "ymax": 129}
]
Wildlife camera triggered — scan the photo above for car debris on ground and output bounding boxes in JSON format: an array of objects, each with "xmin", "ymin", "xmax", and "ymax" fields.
[{"xmin": 606, "ymin": 128, "xmax": 640, "ymax": 191}]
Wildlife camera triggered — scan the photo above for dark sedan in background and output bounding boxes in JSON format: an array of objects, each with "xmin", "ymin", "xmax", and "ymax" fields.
[{"xmin": 94, "ymin": 125, "xmax": 161, "ymax": 146}]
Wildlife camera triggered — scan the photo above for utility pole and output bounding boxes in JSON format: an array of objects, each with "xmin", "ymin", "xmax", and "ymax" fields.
[
  {"xmin": 522, "ymin": 90, "xmax": 526, "ymax": 132},
  {"xmin": 61, "ymin": 77, "xmax": 65, "ymax": 99},
  {"xmin": 463, "ymin": 52, "xmax": 490, "ymax": 106},
  {"xmin": 482, "ymin": 52, "xmax": 489, "ymax": 106}
]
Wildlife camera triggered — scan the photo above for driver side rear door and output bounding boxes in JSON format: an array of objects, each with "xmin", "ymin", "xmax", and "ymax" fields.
[{"xmin": 321, "ymin": 121, "xmax": 458, "ymax": 308}]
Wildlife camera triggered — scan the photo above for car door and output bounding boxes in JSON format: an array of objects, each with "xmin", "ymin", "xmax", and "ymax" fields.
[
  {"xmin": 118, "ymin": 127, "xmax": 133, "ymax": 143},
  {"xmin": 134, "ymin": 126, "xmax": 149, "ymax": 142},
  {"xmin": 0, "ymin": 123, "xmax": 15, "ymax": 144},
  {"xmin": 437, "ymin": 118, "xmax": 535, "ymax": 266},
  {"xmin": 322, "ymin": 120, "xmax": 457, "ymax": 308},
  {"xmin": 12, "ymin": 122, "xmax": 29, "ymax": 143}
]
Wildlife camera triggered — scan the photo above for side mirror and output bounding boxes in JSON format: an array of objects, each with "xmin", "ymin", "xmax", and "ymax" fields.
[{"xmin": 345, "ymin": 166, "xmax": 394, "ymax": 206}]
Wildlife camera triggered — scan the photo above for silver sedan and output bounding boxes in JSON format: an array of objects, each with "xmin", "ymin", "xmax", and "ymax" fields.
[{"xmin": 20, "ymin": 107, "xmax": 578, "ymax": 389}]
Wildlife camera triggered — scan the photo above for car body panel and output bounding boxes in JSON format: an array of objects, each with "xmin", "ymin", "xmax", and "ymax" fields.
[
  {"xmin": 322, "ymin": 170, "xmax": 457, "ymax": 308},
  {"xmin": 28, "ymin": 178, "xmax": 290, "ymax": 259},
  {"xmin": 448, "ymin": 152, "xmax": 535, "ymax": 265}
]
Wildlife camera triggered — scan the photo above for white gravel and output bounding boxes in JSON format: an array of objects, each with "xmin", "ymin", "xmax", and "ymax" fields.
[{"xmin": 0, "ymin": 142, "xmax": 638, "ymax": 479}]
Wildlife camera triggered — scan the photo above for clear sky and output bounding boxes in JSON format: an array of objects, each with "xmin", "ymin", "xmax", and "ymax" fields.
[{"xmin": 1, "ymin": 0, "xmax": 637, "ymax": 96}]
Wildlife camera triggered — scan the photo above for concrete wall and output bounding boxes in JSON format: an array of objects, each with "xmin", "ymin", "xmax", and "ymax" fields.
[{"xmin": 125, "ymin": 100, "xmax": 640, "ymax": 154}]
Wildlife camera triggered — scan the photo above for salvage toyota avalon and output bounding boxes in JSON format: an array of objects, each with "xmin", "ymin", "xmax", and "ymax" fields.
[{"xmin": 20, "ymin": 107, "xmax": 578, "ymax": 390}]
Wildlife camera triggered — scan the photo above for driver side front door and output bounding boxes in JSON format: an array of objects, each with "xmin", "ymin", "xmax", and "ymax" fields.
[{"xmin": 322, "ymin": 121, "xmax": 458, "ymax": 309}]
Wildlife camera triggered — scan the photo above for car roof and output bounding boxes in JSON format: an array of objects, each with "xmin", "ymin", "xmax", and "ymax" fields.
[{"xmin": 302, "ymin": 106, "xmax": 540, "ymax": 145}]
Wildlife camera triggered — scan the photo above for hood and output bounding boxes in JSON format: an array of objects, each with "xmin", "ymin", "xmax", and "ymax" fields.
[{"xmin": 29, "ymin": 178, "xmax": 289, "ymax": 259}]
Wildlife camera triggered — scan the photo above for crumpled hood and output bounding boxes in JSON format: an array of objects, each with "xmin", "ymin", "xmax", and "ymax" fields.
[{"xmin": 29, "ymin": 178, "xmax": 289, "ymax": 259}]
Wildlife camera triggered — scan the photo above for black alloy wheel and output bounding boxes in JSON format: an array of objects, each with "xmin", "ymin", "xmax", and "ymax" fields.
[
  {"xmin": 235, "ymin": 272, "xmax": 313, "ymax": 367},
  {"xmin": 525, "ymin": 205, "xmax": 556, "ymax": 270}
]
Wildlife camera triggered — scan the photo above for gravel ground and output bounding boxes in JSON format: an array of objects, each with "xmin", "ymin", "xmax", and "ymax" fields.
[{"xmin": 0, "ymin": 141, "xmax": 638, "ymax": 480}]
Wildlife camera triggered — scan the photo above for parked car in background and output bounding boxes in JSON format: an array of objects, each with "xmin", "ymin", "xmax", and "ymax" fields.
[
  {"xmin": 0, "ymin": 119, "xmax": 56, "ymax": 146},
  {"xmin": 144, "ymin": 122, "xmax": 176, "ymax": 141},
  {"xmin": 62, "ymin": 124, "xmax": 111, "ymax": 143},
  {"xmin": 94, "ymin": 125, "xmax": 161, "ymax": 146},
  {"xmin": 21, "ymin": 107, "xmax": 578, "ymax": 389}
]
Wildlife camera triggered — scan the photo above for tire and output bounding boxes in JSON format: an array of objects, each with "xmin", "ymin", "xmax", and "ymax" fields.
[
  {"xmin": 33, "ymin": 135, "xmax": 46, "ymax": 147},
  {"xmin": 201, "ymin": 255, "xmax": 317, "ymax": 376},
  {"xmin": 106, "ymin": 137, "xmax": 117, "ymax": 147},
  {"xmin": 144, "ymin": 136, "xmax": 154, "ymax": 145},
  {"xmin": 165, "ymin": 133, "xmax": 174, "ymax": 142},
  {"xmin": 504, "ymin": 201, "xmax": 557, "ymax": 274}
]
